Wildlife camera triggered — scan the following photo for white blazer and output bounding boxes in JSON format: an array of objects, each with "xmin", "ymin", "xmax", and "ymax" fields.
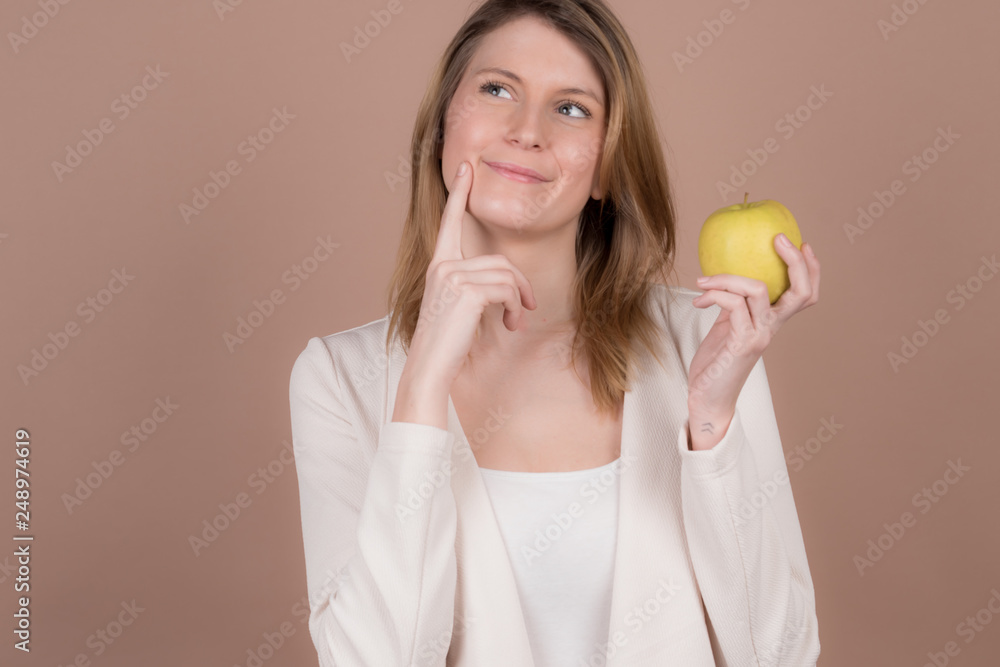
[{"xmin": 289, "ymin": 283, "xmax": 821, "ymax": 667}]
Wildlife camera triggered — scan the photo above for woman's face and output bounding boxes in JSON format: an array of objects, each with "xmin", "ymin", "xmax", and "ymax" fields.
[{"xmin": 441, "ymin": 15, "xmax": 606, "ymax": 234}]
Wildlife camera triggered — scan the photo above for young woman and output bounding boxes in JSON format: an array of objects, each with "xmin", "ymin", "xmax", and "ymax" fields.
[{"xmin": 289, "ymin": 1, "xmax": 822, "ymax": 665}]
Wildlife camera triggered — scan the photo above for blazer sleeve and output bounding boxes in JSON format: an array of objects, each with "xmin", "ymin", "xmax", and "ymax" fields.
[
  {"xmin": 289, "ymin": 336, "xmax": 459, "ymax": 667},
  {"xmin": 675, "ymin": 355, "xmax": 821, "ymax": 667}
]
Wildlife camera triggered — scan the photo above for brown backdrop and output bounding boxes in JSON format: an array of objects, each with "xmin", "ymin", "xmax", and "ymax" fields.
[{"xmin": 3, "ymin": 0, "xmax": 998, "ymax": 665}]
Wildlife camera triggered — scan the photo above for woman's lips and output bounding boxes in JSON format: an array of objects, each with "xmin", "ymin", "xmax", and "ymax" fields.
[{"xmin": 485, "ymin": 161, "xmax": 547, "ymax": 184}]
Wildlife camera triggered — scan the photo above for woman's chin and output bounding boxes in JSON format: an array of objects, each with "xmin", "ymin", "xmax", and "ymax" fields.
[{"xmin": 470, "ymin": 210, "xmax": 542, "ymax": 234}]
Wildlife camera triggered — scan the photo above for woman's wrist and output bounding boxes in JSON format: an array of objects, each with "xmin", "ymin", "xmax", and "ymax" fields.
[
  {"xmin": 686, "ymin": 401, "xmax": 734, "ymax": 451},
  {"xmin": 392, "ymin": 369, "xmax": 451, "ymax": 430}
]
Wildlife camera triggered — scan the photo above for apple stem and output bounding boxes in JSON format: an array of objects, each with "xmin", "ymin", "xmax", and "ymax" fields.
[{"xmin": 743, "ymin": 192, "xmax": 749, "ymax": 205}]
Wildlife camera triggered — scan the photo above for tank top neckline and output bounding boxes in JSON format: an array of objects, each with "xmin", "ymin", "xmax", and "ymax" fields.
[{"xmin": 477, "ymin": 456, "xmax": 622, "ymax": 480}]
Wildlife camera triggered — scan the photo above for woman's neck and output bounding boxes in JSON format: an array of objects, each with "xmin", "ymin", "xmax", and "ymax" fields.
[{"xmin": 463, "ymin": 214, "xmax": 580, "ymax": 352}]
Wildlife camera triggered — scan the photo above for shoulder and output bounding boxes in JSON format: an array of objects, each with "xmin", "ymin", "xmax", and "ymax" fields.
[{"xmin": 289, "ymin": 315, "xmax": 390, "ymax": 398}]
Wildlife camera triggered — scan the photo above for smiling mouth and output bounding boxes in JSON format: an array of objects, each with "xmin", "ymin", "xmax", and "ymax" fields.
[{"xmin": 485, "ymin": 162, "xmax": 547, "ymax": 184}]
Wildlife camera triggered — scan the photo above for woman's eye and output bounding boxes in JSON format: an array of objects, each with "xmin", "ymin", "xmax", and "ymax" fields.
[
  {"xmin": 480, "ymin": 81, "xmax": 512, "ymax": 100},
  {"xmin": 479, "ymin": 81, "xmax": 592, "ymax": 119},
  {"xmin": 558, "ymin": 102, "xmax": 591, "ymax": 119}
]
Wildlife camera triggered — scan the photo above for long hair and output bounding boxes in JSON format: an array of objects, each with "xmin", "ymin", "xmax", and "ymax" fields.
[{"xmin": 384, "ymin": 0, "xmax": 680, "ymax": 415}]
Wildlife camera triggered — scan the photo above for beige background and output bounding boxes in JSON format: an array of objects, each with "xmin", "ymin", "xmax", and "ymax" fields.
[{"xmin": 2, "ymin": 0, "xmax": 998, "ymax": 664}]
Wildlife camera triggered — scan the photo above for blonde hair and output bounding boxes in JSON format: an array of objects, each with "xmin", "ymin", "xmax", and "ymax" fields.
[{"xmin": 384, "ymin": 0, "xmax": 680, "ymax": 415}]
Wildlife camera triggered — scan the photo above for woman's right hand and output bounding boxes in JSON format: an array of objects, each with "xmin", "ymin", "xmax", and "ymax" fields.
[{"xmin": 399, "ymin": 160, "xmax": 537, "ymax": 406}]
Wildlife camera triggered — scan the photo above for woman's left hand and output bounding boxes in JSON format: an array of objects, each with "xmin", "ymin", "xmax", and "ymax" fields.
[{"xmin": 686, "ymin": 234, "xmax": 821, "ymax": 450}]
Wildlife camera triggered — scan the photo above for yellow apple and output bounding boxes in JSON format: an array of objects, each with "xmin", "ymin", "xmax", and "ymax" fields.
[{"xmin": 698, "ymin": 194, "xmax": 802, "ymax": 304}]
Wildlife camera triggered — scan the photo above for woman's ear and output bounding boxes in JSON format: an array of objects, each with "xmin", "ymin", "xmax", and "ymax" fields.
[
  {"xmin": 589, "ymin": 149, "xmax": 604, "ymax": 200},
  {"xmin": 590, "ymin": 174, "xmax": 604, "ymax": 201},
  {"xmin": 435, "ymin": 122, "xmax": 446, "ymax": 160}
]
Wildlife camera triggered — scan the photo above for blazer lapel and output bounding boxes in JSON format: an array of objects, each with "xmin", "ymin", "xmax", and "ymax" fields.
[
  {"xmin": 445, "ymin": 393, "xmax": 538, "ymax": 666},
  {"xmin": 604, "ymin": 337, "xmax": 716, "ymax": 665},
  {"xmin": 385, "ymin": 327, "xmax": 536, "ymax": 667}
]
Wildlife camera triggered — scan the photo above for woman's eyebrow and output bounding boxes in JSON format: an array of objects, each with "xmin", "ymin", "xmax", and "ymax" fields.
[{"xmin": 474, "ymin": 66, "xmax": 604, "ymax": 107}]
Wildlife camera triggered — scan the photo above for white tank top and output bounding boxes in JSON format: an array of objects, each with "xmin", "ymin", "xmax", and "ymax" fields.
[{"xmin": 478, "ymin": 457, "xmax": 622, "ymax": 667}]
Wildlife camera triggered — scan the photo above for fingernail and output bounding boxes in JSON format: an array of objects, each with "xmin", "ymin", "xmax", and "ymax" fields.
[
  {"xmin": 778, "ymin": 233, "xmax": 792, "ymax": 248},
  {"xmin": 696, "ymin": 276, "xmax": 709, "ymax": 284},
  {"xmin": 458, "ymin": 162, "xmax": 468, "ymax": 176}
]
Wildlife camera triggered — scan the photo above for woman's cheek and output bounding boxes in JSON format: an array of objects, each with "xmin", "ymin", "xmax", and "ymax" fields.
[
  {"xmin": 568, "ymin": 146, "xmax": 595, "ymax": 172},
  {"xmin": 568, "ymin": 136, "xmax": 603, "ymax": 172}
]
